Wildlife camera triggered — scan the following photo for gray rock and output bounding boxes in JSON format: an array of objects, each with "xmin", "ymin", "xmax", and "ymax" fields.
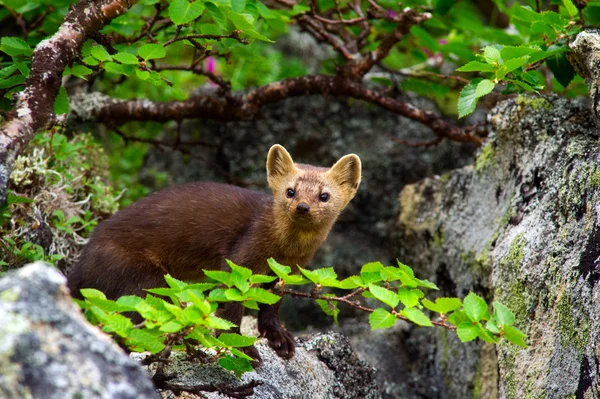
[
  {"xmin": 0, "ymin": 262, "xmax": 158, "ymax": 399},
  {"xmin": 393, "ymin": 94, "xmax": 600, "ymax": 398},
  {"xmin": 151, "ymin": 331, "xmax": 380, "ymax": 399}
]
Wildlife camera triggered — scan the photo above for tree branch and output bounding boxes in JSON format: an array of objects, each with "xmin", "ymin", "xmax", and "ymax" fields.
[
  {"xmin": 0, "ymin": 0, "xmax": 137, "ymax": 205},
  {"xmin": 70, "ymin": 75, "xmax": 482, "ymax": 145},
  {"xmin": 280, "ymin": 287, "xmax": 457, "ymax": 330}
]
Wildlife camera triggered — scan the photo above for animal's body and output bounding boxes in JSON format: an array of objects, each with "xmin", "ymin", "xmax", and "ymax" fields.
[{"xmin": 68, "ymin": 145, "xmax": 362, "ymax": 362}]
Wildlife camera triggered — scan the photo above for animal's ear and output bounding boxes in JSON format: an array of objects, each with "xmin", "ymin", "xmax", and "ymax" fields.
[
  {"xmin": 329, "ymin": 154, "xmax": 362, "ymax": 191},
  {"xmin": 267, "ymin": 144, "xmax": 295, "ymax": 181}
]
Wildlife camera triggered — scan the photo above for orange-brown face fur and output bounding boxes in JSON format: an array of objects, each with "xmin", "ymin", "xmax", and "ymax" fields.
[{"xmin": 266, "ymin": 145, "xmax": 361, "ymax": 238}]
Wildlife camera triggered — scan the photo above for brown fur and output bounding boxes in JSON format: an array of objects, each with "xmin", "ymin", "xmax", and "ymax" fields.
[{"xmin": 67, "ymin": 144, "xmax": 361, "ymax": 362}]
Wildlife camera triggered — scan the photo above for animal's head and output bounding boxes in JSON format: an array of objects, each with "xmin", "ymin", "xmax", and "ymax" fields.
[{"xmin": 266, "ymin": 144, "xmax": 361, "ymax": 229}]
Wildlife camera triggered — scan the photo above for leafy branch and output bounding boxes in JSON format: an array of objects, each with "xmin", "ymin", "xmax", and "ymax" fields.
[{"xmin": 75, "ymin": 257, "xmax": 527, "ymax": 397}]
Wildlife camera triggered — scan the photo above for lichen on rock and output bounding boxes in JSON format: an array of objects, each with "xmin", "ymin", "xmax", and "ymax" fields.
[{"xmin": 394, "ymin": 94, "xmax": 600, "ymax": 398}]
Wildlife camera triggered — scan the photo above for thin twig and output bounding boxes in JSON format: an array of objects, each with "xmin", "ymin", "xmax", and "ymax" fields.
[{"xmin": 280, "ymin": 288, "xmax": 457, "ymax": 330}]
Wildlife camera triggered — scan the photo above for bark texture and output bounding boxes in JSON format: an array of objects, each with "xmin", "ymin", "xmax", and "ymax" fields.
[{"xmin": 393, "ymin": 94, "xmax": 600, "ymax": 398}]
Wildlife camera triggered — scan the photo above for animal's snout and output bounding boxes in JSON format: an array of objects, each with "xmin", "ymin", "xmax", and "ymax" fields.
[{"xmin": 296, "ymin": 203, "xmax": 310, "ymax": 214}]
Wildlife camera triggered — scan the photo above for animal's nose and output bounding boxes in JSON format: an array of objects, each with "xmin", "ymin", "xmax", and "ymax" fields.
[{"xmin": 296, "ymin": 203, "xmax": 310, "ymax": 214}]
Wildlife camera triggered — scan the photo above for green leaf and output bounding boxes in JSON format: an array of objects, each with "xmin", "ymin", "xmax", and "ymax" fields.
[
  {"xmin": 231, "ymin": 0, "xmax": 246, "ymax": 12},
  {"xmin": 208, "ymin": 288, "xmax": 229, "ymax": 301},
  {"xmin": 299, "ymin": 266, "xmax": 337, "ymax": 284},
  {"xmin": 475, "ymin": 79, "xmax": 495, "ymax": 98},
  {"xmin": 398, "ymin": 287, "xmax": 421, "ymax": 308},
  {"xmin": 53, "ymin": 86, "xmax": 69, "ymax": 115},
  {"xmin": 500, "ymin": 46, "xmax": 540, "ymax": 61},
  {"xmin": 422, "ymin": 297, "xmax": 462, "ymax": 314},
  {"xmin": 361, "ymin": 262, "xmax": 384, "ymax": 284},
  {"xmin": 136, "ymin": 69, "xmax": 150, "ymax": 80},
  {"xmin": 113, "ymin": 52, "xmax": 139, "ymax": 65},
  {"xmin": 316, "ymin": 297, "xmax": 340, "ymax": 325},
  {"xmin": 503, "ymin": 325, "xmax": 528, "ymax": 348},
  {"xmin": 7, "ymin": 193, "xmax": 33, "ymax": 204},
  {"xmin": 242, "ymin": 300, "xmax": 259, "ymax": 310},
  {"xmin": 160, "ymin": 320, "xmax": 184, "ymax": 333},
  {"xmin": 245, "ymin": 287, "xmax": 280, "ymax": 305},
  {"xmin": 218, "ymin": 356, "xmax": 253, "ymax": 377},
  {"xmin": 138, "ymin": 43, "xmax": 166, "ymax": 60},
  {"xmin": 0, "ymin": 37, "xmax": 32, "ymax": 57},
  {"xmin": 165, "ymin": 274, "xmax": 187, "ymax": 291},
  {"xmin": 457, "ymin": 322, "xmax": 479, "ymax": 342},
  {"xmin": 267, "ymin": 258, "xmax": 291, "ymax": 279},
  {"xmin": 508, "ymin": 79, "xmax": 536, "ymax": 92},
  {"xmin": 80, "ymin": 288, "xmax": 106, "ymax": 300},
  {"xmin": 169, "ymin": 0, "xmax": 205, "ymax": 25},
  {"xmin": 249, "ymin": 274, "xmax": 277, "ymax": 284},
  {"xmin": 218, "ymin": 333, "xmax": 256, "ymax": 347},
  {"xmin": 185, "ymin": 283, "xmax": 218, "ymax": 291},
  {"xmin": 146, "ymin": 287, "xmax": 179, "ymax": 297},
  {"xmin": 497, "ymin": 57, "xmax": 529, "ymax": 80},
  {"xmin": 483, "ymin": 46, "xmax": 501, "ymax": 64},
  {"xmin": 104, "ymin": 62, "xmax": 124, "ymax": 74},
  {"xmin": 547, "ymin": 53, "xmax": 575, "ymax": 88},
  {"xmin": 231, "ymin": 272, "xmax": 250, "ymax": 293},
  {"xmin": 127, "ymin": 329, "xmax": 165, "ymax": 353},
  {"xmin": 493, "ymin": 301, "xmax": 516, "ymax": 327},
  {"xmin": 339, "ymin": 276, "xmax": 364, "ymax": 289},
  {"xmin": 103, "ymin": 313, "xmax": 133, "ymax": 337},
  {"xmin": 208, "ymin": 315, "xmax": 237, "ymax": 329},
  {"xmin": 0, "ymin": 64, "xmax": 18, "ymax": 80},
  {"xmin": 115, "ymin": 295, "xmax": 143, "ymax": 311},
  {"xmin": 91, "ymin": 46, "xmax": 112, "ymax": 62},
  {"xmin": 562, "ymin": 0, "xmax": 578, "ymax": 18},
  {"xmin": 369, "ymin": 308, "xmax": 397, "ymax": 330},
  {"xmin": 205, "ymin": 2, "xmax": 228, "ymax": 30},
  {"xmin": 228, "ymin": 12, "xmax": 274, "ymax": 42},
  {"xmin": 70, "ymin": 64, "xmax": 93, "ymax": 79},
  {"xmin": 204, "ymin": 270, "xmax": 232, "ymax": 286},
  {"xmin": 416, "ymin": 278, "xmax": 439, "ymax": 290},
  {"xmin": 400, "ymin": 308, "xmax": 433, "ymax": 327},
  {"xmin": 0, "ymin": 74, "xmax": 25, "ymax": 89},
  {"xmin": 227, "ymin": 260, "xmax": 252, "ymax": 279},
  {"xmin": 531, "ymin": 21, "xmax": 557, "ymax": 41},
  {"xmin": 369, "ymin": 284, "xmax": 399, "ymax": 308},
  {"xmin": 456, "ymin": 61, "xmax": 496, "ymax": 73},
  {"xmin": 224, "ymin": 288, "xmax": 245, "ymax": 301},
  {"xmin": 458, "ymin": 78, "xmax": 482, "ymax": 118},
  {"xmin": 463, "ymin": 292, "xmax": 489, "ymax": 322}
]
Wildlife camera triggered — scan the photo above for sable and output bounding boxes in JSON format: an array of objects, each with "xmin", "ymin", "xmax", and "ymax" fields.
[{"xmin": 68, "ymin": 144, "xmax": 362, "ymax": 363}]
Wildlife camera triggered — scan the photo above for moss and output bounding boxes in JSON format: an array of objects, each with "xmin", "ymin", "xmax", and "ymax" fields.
[
  {"xmin": 0, "ymin": 288, "xmax": 19, "ymax": 302},
  {"xmin": 497, "ymin": 234, "xmax": 528, "ymax": 324},
  {"xmin": 557, "ymin": 293, "xmax": 590, "ymax": 356},
  {"xmin": 431, "ymin": 228, "xmax": 444, "ymax": 247},
  {"xmin": 590, "ymin": 167, "xmax": 600, "ymax": 187},
  {"xmin": 475, "ymin": 142, "xmax": 495, "ymax": 173},
  {"xmin": 516, "ymin": 95, "xmax": 552, "ymax": 111}
]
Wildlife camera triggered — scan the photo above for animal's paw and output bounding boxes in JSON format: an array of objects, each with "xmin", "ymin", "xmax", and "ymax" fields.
[
  {"xmin": 241, "ymin": 345, "xmax": 262, "ymax": 367},
  {"xmin": 259, "ymin": 324, "xmax": 296, "ymax": 359}
]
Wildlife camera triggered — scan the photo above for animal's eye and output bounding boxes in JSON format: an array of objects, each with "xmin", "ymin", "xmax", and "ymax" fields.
[
  {"xmin": 319, "ymin": 193, "xmax": 330, "ymax": 202},
  {"xmin": 286, "ymin": 188, "xmax": 295, "ymax": 198}
]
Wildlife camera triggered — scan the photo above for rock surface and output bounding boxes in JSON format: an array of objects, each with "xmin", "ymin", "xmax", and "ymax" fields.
[
  {"xmin": 154, "ymin": 331, "xmax": 380, "ymax": 399},
  {"xmin": 393, "ymin": 95, "xmax": 600, "ymax": 398},
  {"xmin": 0, "ymin": 262, "xmax": 158, "ymax": 399}
]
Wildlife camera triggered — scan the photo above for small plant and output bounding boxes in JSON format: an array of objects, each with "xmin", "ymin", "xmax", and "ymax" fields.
[
  {"xmin": 0, "ymin": 132, "xmax": 120, "ymax": 270},
  {"xmin": 76, "ymin": 258, "xmax": 527, "ymax": 397}
]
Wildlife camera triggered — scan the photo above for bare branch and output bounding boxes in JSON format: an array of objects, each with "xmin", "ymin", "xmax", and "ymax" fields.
[{"xmin": 69, "ymin": 75, "xmax": 483, "ymax": 144}]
